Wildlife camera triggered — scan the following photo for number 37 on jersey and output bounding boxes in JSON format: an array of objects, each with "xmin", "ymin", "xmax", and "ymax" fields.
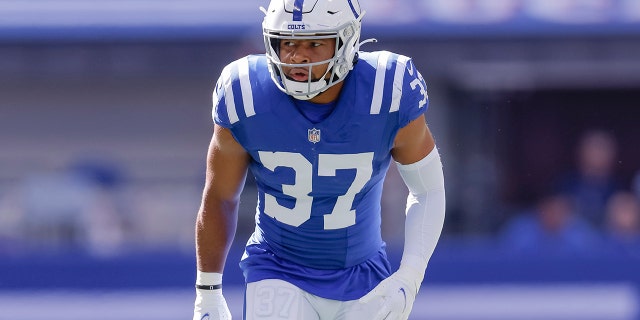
[{"xmin": 258, "ymin": 151, "xmax": 374, "ymax": 231}]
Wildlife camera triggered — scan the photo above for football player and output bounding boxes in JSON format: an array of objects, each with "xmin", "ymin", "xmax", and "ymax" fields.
[{"xmin": 193, "ymin": 0, "xmax": 446, "ymax": 319}]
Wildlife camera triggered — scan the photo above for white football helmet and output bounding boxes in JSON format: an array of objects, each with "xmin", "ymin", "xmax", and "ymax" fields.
[{"xmin": 262, "ymin": 0, "xmax": 365, "ymax": 100}]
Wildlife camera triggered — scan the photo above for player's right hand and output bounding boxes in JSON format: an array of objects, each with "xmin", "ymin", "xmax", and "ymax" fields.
[{"xmin": 193, "ymin": 287, "xmax": 232, "ymax": 320}]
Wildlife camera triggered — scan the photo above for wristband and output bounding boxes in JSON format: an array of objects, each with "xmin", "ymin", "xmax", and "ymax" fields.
[
  {"xmin": 195, "ymin": 284, "xmax": 222, "ymax": 290},
  {"xmin": 196, "ymin": 270, "xmax": 223, "ymax": 288}
]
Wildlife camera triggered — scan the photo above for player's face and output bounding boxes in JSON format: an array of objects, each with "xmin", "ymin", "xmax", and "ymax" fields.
[{"xmin": 278, "ymin": 38, "xmax": 336, "ymax": 82}]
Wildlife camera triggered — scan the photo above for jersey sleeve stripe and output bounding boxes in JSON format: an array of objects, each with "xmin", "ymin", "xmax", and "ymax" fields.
[
  {"xmin": 369, "ymin": 51, "xmax": 390, "ymax": 115},
  {"xmin": 211, "ymin": 82, "xmax": 220, "ymax": 122},
  {"xmin": 390, "ymin": 55, "xmax": 410, "ymax": 113},
  {"xmin": 221, "ymin": 66, "xmax": 239, "ymax": 124},
  {"xmin": 238, "ymin": 57, "xmax": 256, "ymax": 118}
]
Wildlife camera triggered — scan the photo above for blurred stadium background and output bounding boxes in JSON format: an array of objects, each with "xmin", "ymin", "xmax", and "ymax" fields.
[{"xmin": 1, "ymin": 0, "xmax": 640, "ymax": 319}]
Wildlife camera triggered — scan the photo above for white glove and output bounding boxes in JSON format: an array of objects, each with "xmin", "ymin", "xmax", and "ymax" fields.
[
  {"xmin": 193, "ymin": 272, "xmax": 231, "ymax": 320},
  {"xmin": 193, "ymin": 288, "xmax": 231, "ymax": 320},
  {"xmin": 357, "ymin": 268, "xmax": 420, "ymax": 320}
]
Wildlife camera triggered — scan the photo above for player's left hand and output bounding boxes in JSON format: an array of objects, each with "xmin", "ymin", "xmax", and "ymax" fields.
[{"xmin": 357, "ymin": 270, "xmax": 418, "ymax": 320}]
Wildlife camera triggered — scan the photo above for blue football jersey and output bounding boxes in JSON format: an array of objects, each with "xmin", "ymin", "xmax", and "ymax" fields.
[{"xmin": 212, "ymin": 51, "xmax": 429, "ymax": 300}]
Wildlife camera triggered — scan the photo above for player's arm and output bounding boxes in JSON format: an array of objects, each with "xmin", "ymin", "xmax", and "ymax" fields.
[
  {"xmin": 392, "ymin": 113, "xmax": 446, "ymax": 282},
  {"xmin": 360, "ymin": 114, "xmax": 446, "ymax": 320},
  {"xmin": 193, "ymin": 125, "xmax": 250, "ymax": 320},
  {"xmin": 196, "ymin": 124, "xmax": 249, "ymax": 273},
  {"xmin": 391, "ymin": 113, "xmax": 434, "ymax": 163}
]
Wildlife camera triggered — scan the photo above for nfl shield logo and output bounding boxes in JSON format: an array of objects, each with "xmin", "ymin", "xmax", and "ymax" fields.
[{"xmin": 308, "ymin": 128, "xmax": 321, "ymax": 143}]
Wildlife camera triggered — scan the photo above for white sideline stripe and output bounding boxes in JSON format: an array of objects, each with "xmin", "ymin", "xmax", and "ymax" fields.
[
  {"xmin": 370, "ymin": 51, "xmax": 390, "ymax": 115},
  {"xmin": 0, "ymin": 284, "xmax": 636, "ymax": 320},
  {"xmin": 414, "ymin": 284, "xmax": 639, "ymax": 320}
]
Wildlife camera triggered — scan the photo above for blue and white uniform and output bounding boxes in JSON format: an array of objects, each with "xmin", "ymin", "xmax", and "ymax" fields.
[{"xmin": 212, "ymin": 51, "xmax": 429, "ymax": 301}]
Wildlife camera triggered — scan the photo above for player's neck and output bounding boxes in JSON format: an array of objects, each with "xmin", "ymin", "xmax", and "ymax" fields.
[{"xmin": 309, "ymin": 81, "xmax": 344, "ymax": 104}]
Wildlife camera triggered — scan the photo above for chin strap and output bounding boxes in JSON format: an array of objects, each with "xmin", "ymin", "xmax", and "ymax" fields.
[{"xmin": 283, "ymin": 77, "xmax": 327, "ymax": 100}]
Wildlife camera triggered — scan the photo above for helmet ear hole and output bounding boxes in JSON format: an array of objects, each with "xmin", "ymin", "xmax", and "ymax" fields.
[
  {"xmin": 339, "ymin": 65, "xmax": 348, "ymax": 75},
  {"xmin": 343, "ymin": 26, "xmax": 354, "ymax": 38}
]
